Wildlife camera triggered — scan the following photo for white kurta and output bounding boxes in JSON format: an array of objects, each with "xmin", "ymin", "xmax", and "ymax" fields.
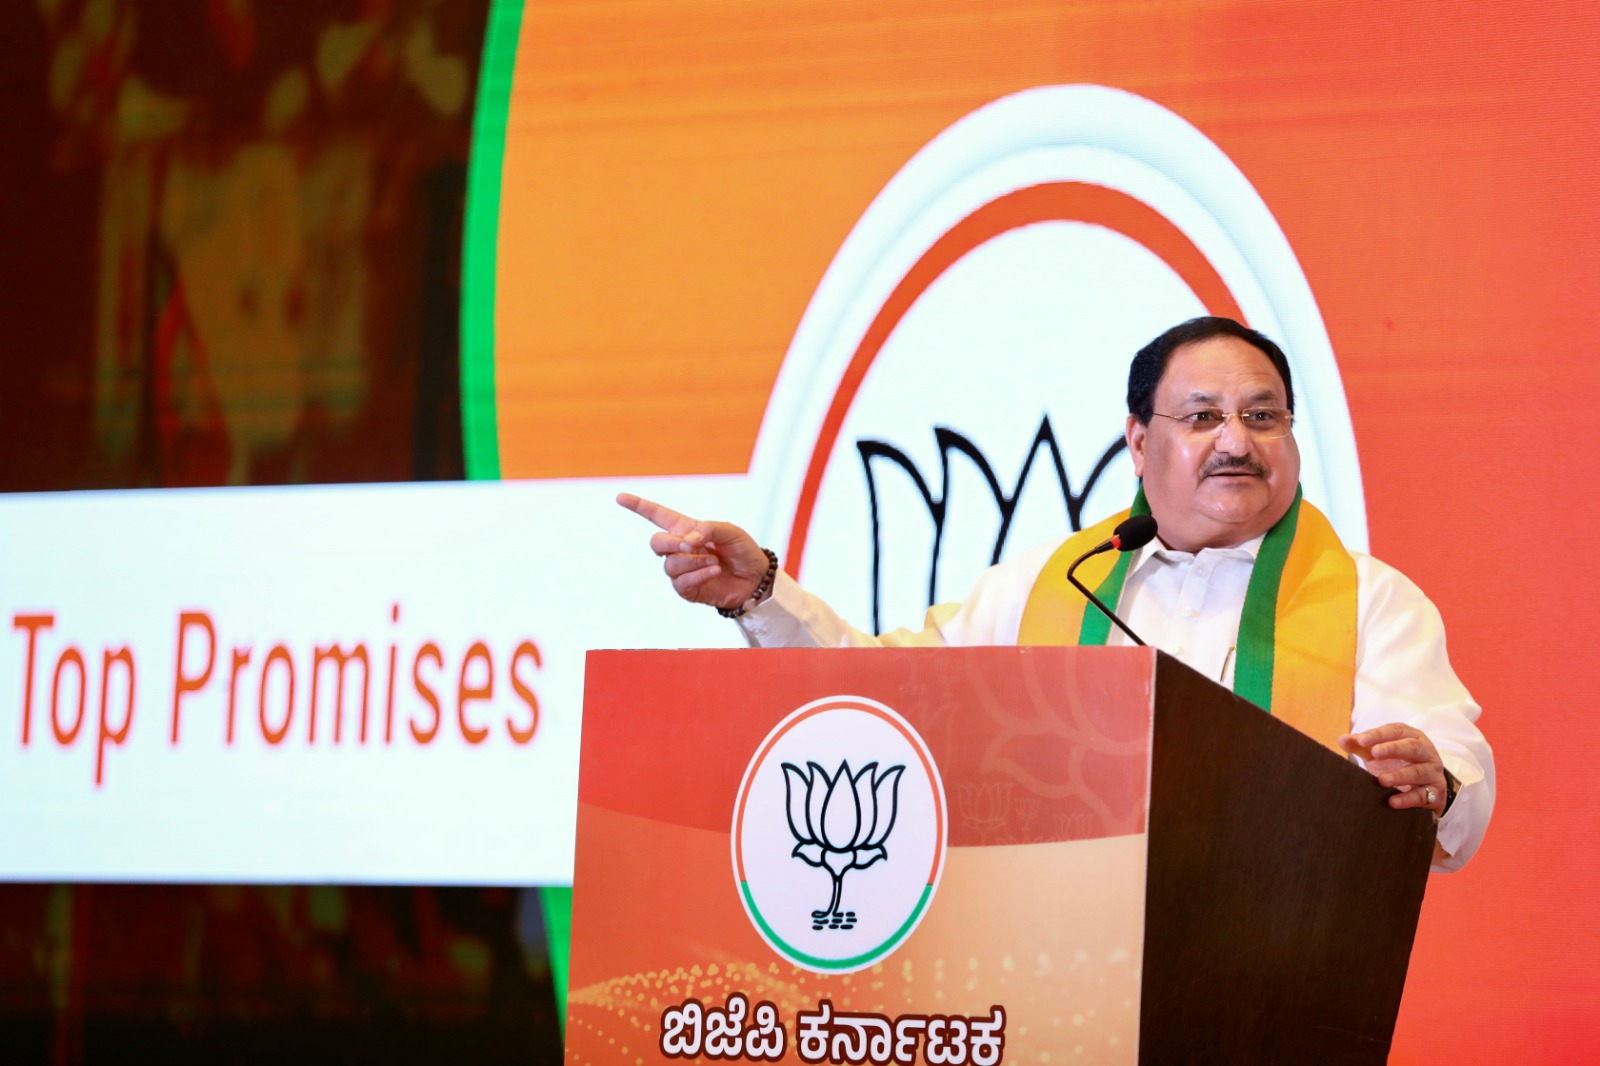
[{"xmin": 736, "ymin": 534, "xmax": 1494, "ymax": 873}]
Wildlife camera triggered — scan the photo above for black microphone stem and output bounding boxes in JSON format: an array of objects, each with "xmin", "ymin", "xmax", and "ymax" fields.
[{"xmin": 1066, "ymin": 549, "xmax": 1147, "ymax": 647}]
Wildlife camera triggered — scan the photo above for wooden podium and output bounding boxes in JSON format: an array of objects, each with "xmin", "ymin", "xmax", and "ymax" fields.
[{"xmin": 568, "ymin": 647, "xmax": 1434, "ymax": 1065}]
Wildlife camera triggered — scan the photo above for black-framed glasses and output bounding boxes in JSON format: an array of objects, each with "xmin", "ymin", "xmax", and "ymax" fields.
[{"xmin": 1150, "ymin": 407, "xmax": 1293, "ymax": 441}]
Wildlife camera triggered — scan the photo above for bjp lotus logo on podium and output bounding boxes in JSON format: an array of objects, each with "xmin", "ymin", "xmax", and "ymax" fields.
[
  {"xmin": 782, "ymin": 759, "xmax": 904, "ymax": 931},
  {"xmin": 734, "ymin": 698, "xmax": 946, "ymax": 973}
]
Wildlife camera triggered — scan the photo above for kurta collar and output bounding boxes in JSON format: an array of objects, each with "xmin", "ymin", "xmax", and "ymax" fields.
[{"xmin": 1127, "ymin": 530, "xmax": 1268, "ymax": 578}]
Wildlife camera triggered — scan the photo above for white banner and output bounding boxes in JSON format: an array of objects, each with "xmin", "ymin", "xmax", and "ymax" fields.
[{"xmin": 0, "ymin": 477, "xmax": 745, "ymax": 884}]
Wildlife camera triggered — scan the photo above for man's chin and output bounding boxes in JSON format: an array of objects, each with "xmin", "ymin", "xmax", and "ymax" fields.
[
  {"xmin": 1203, "ymin": 487, "xmax": 1296, "ymax": 532},
  {"xmin": 1198, "ymin": 479, "xmax": 1268, "ymax": 508},
  {"xmin": 1199, "ymin": 493, "xmax": 1275, "ymax": 528}
]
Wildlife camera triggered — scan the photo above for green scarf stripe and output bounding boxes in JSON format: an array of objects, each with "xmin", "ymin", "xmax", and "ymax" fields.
[
  {"xmin": 1233, "ymin": 486, "xmax": 1302, "ymax": 711},
  {"xmin": 1077, "ymin": 486, "xmax": 1151, "ymax": 645}
]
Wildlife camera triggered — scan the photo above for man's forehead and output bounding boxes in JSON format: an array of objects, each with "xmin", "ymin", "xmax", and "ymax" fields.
[
  {"xmin": 1175, "ymin": 384, "xmax": 1284, "ymax": 405},
  {"xmin": 1156, "ymin": 337, "xmax": 1287, "ymax": 399}
]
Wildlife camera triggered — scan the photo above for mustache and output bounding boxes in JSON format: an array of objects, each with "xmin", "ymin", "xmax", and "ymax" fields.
[{"xmin": 1202, "ymin": 456, "xmax": 1268, "ymax": 478}]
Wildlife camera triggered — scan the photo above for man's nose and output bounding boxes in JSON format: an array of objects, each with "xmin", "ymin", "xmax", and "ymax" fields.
[{"xmin": 1213, "ymin": 415, "xmax": 1253, "ymax": 455}]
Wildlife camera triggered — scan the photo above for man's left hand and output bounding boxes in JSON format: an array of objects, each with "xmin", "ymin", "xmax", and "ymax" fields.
[{"xmin": 1338, "ymin": 724, "xmax": 1447, "ymax": 816}]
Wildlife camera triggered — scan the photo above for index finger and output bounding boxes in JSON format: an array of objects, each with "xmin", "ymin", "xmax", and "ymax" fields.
[{"xmin": 616, "ymin": 493, "xmax": 695, "ymax": 533}]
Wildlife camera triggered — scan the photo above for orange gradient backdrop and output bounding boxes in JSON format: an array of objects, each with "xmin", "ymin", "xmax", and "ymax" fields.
[{"xmin": 495, "ymin": 2, "xmax": 1600, "ymax": 1061}]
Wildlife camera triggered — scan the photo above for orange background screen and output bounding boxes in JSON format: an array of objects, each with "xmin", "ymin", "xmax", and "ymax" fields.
[{"xmin": 494, "ymin": 2, "xmax": 1600, "ymax": 1060}]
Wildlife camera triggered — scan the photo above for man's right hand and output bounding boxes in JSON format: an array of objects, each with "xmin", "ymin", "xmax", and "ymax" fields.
[{"xmin": 616, "ymin": 494, "xmax": 773, "ymax": 612}]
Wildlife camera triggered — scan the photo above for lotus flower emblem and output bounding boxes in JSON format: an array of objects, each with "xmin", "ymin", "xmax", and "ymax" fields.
[
  {"xmin": 782, "ymin": 760, "xmax": 904, "ymax": 931},
  {"xmin": 856, "ymin": 418, "xmax": 1126, "ymax": 633}
]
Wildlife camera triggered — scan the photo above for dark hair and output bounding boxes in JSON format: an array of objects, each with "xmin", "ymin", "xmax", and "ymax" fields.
[{"xmin": 1126, "ymin": 316, "xmax": 1295, "ymax": 424}]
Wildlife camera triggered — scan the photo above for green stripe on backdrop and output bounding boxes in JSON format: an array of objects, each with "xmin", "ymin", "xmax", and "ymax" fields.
[
  {"xmin": 460, "ymin": 0, "xmax": 524, "ymax": 481},
  {"xmin": 539, "ymin": 885, "xmax": 573, "ymax": 1033},
  {"xmin": 464, "ymin": 0, "xmax": 573, "ymax": 1031}
]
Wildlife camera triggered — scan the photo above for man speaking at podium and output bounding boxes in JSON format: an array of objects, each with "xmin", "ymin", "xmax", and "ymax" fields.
[{"xmin": 620, "ymin": 317, "xmax": 1493, "ymax": 873}]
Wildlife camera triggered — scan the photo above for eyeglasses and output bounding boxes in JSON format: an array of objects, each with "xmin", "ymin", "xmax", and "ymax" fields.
[{"xmin": 1150, "ymin": 407, "xmax": 1294, "ymax": 441}]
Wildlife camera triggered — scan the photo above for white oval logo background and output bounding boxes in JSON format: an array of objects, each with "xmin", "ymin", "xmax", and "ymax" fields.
[
  {"xmin": 748, "ymin": 85, "xmax": 1366, "ymax": 634},
  {"xmin": 732, "ymin": 698, "xmax": 947, "ymax": 974}
]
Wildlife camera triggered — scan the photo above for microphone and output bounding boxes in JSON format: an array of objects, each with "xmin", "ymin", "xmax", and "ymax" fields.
[{"xmin": 1066, "ymin": 515, "xmax": 1158, "ymax": 647}]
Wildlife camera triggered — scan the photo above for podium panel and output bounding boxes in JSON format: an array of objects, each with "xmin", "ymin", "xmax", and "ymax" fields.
[{"xmin": 568, "ymin": 647, "xmax": 1432, "ymax": 1065}]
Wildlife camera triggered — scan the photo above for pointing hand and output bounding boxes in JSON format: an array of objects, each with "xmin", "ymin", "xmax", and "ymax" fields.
[{"xmin": 617, "ymin": 494, "xmax": 773, "ymax": 612}]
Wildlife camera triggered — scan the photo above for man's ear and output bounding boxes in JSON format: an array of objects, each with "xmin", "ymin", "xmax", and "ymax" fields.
[{"xmin": 1125, "ymin": 415, "xmax": 1146, "ymax": 478}]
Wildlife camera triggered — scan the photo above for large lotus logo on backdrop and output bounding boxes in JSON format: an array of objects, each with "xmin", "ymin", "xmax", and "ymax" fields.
[
  {"xmin": 747, "ymin": 85, "xmax": 1369, "ymax": 634},
  {"xmin": 734, "ymin": 698, "xmax": 945, "ymax": 973}
]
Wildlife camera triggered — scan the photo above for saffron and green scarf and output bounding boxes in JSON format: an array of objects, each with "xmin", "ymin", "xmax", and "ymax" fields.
[{"xmin": 1018, "ymin": 486, "xmax": 1357, "ymax": 753}]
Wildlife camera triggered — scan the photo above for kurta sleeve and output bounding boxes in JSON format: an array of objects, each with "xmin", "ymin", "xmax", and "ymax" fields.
[
  {"xmin": 1351, "ymin": 554, "xmax": 1495, "ymax": 872},
  {"xmin": 733, "ymin": 540, "xmax": 1061, "ymax": 649}
]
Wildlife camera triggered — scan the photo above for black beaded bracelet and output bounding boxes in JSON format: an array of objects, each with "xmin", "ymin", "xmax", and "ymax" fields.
[{"xmin": 718, "ymin": 548, "xmax": 780, "ymax": 619}]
